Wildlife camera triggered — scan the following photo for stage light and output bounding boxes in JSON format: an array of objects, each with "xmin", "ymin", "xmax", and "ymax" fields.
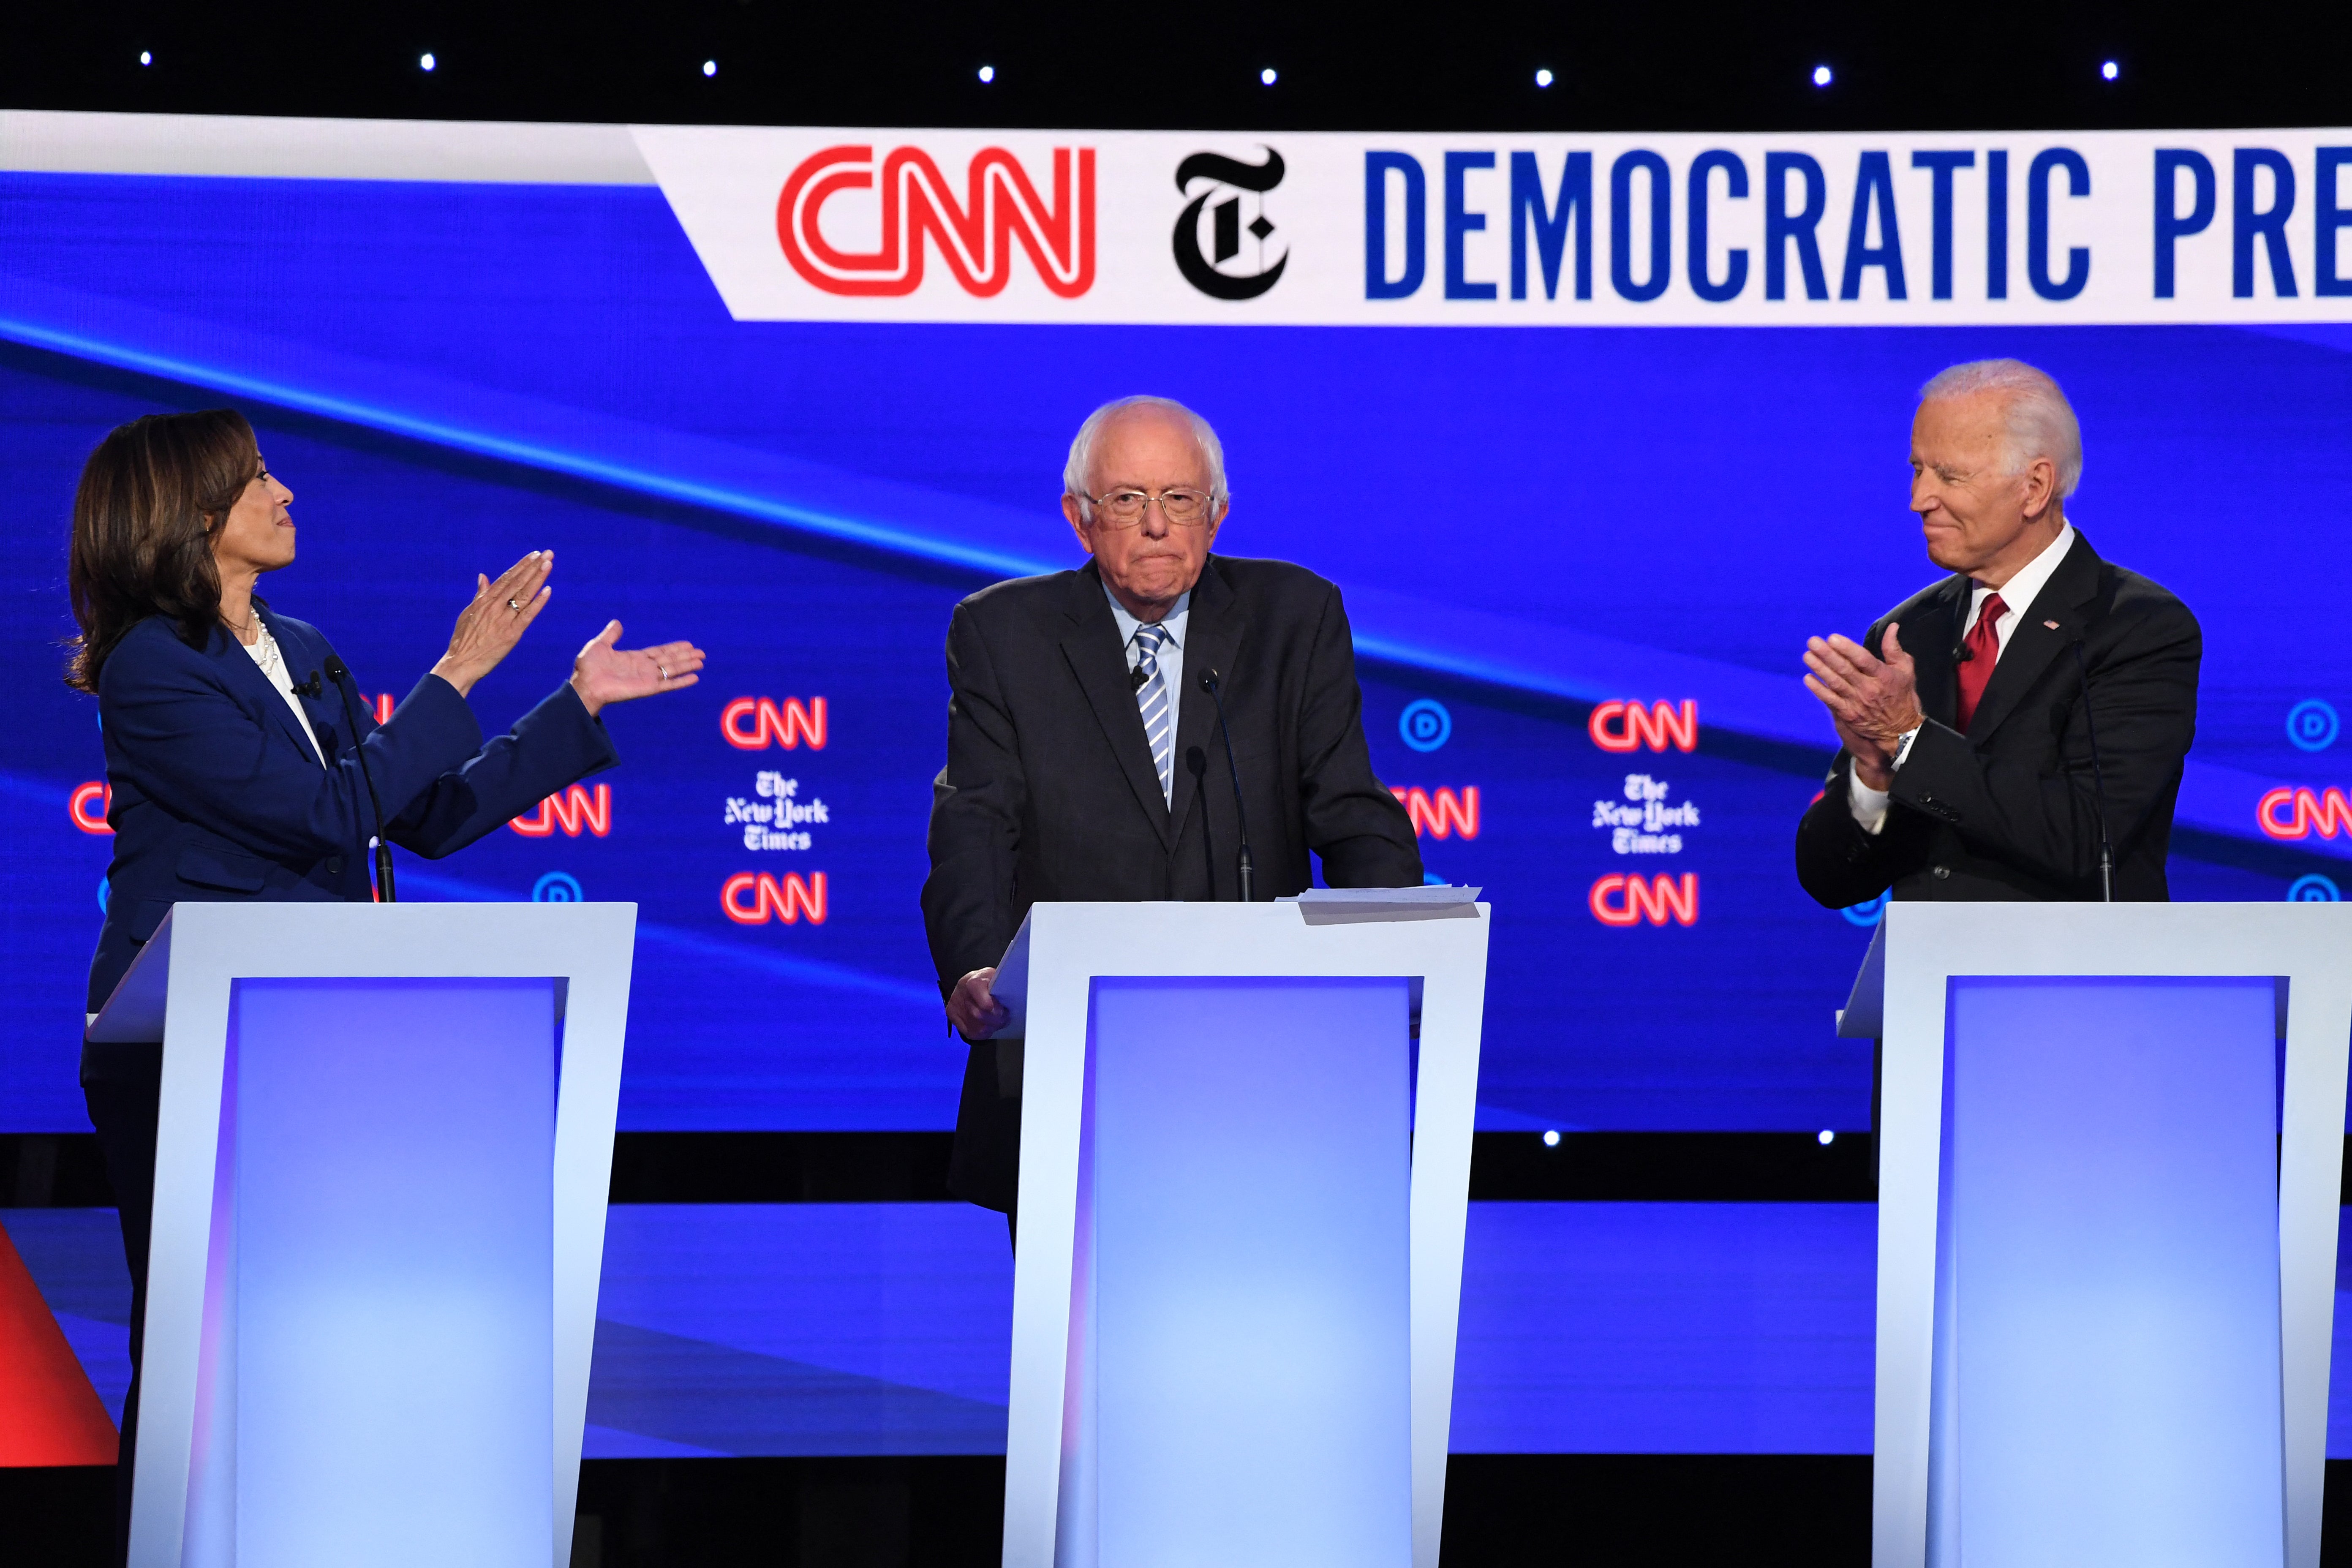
[
  {"xmin": 977, "ymin": 65, "xmax": 994, "ymax": 83},
  {"xmin": 1818, "ymin": 1129, "xmax": 1836, "ymax": 1146},
  {"xmin": 2101, "ymin": 59, "xmax": 2120, "ymax": 80},
  {"xmin": 702, "ymin": 60, "xmax": 716, "ymax": 77},
  {"xmin": 1812, "ymin": 64, "xmax": 1833, "ymax": 87},
  {"xmin": 1535, "ymin": 68, "xmax": 1554, "ymax": 88},
  {"xmin": 1541, "ymin": 1129, "xmax": 1561, "ymax": 1147},
  {"xmin": 419, "ymin": 52, "xmax": 436, "ymax": 73},
  {"xmin": 1260, "ymin": 67, "xmax": 1278, "ymax": 86},
  {"xmin": 139, "ymin": 51, "xmax": 151, "ymax": 66}
]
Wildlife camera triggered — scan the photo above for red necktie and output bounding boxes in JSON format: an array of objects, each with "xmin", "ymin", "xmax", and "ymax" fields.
[{"xmin": 1955, "ymin": 591, "xmax": 2006, "ymax": 731}]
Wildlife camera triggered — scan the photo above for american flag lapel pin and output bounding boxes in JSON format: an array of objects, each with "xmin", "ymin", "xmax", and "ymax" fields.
[{"xmin": 2043, "ymin": 619, "xmax": 2060, "ymax": 629}]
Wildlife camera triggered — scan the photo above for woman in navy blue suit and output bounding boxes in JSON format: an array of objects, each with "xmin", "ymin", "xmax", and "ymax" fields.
[{"xmin": 67, "ymin": 408, "xmax": 705, "ymax": 1557}]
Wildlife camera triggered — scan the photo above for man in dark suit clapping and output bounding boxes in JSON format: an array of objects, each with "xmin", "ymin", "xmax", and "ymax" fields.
[
  {"xmin": 921, "ymin": 396, "xmax": 1424, "ymax": 1220},
  {"xmin": 1795, "ymin": 359, "xmax": 2201, "ymax": 906}
]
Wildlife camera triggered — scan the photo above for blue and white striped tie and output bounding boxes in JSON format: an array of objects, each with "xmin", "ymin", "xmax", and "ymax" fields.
[{"xmin": 1133, "ymin": 623, "xmax": 1174, "ymax": 805}]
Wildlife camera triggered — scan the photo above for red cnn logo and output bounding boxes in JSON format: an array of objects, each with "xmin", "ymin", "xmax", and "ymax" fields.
[
  {"xmin": 70, "ymin": 781, "xmax": 113, "ymax": 835},
  {"xmin": 510, "ymin": 784, "xmax": 612, "ymax": 838},
  {"xmin": 1590, "ymin": 873, "xmax": 1700, "ymax": 926},
  {"xmin": 1590, "ymin": 700, "xmax": 1699, "ymax": 753},
  {"xmin": 721, "ymin": 697, "xmax": 828, "ymax": 751},
  {"xmin": 777, "ymin": 144, "xmax": 1095, "ymax": 298},
  {"xmin": 1391, "ymin": 787, "xmax": 1480, "ymax": 839},
  {"xmin": 722, "ymin": 871, "xmax": 829, "ymax": 925},
  {"xmin": 2258, "ymin": 786, "xmax": 2352, "ymax": 840}
]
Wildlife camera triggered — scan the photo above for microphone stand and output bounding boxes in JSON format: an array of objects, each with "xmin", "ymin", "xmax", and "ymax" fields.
[
  {"xmin": 1185, "ymin": 746, "xmax": 1218, "ymax": 898},
  {"xmin": 2070, "ymin": 640, "xmax": 2115, "ymax": 902},
  {"xmin": 324, "ymin": 655, "xmax": 396, "ymax": 902},
  {"xmin": 1199, "ymin": 670, "xmax": 1255, "ymax": 902}
]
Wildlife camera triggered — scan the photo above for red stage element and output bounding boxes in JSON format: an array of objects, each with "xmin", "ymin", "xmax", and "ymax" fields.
[{"xmin": 0, "ymin": 1221, "xmax": 118, "ymax": 1466}]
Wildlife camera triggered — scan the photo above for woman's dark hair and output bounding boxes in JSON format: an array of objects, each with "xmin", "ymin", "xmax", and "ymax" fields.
[{"xmin": 65, "ymin": 409, "xmax": 261, "ymax": 692}]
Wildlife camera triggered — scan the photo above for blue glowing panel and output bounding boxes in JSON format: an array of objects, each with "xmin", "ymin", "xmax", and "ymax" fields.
[
  {"xmin": 1092, "ymin": 978, "xmax": 1413, "ymax": 1567},
  {"xmin": 1940, "ymin": 980, "xmax": 2283, "ymax": 1567},
  {"xmin": 229, "ymin": 978, "xmax": 553, "ymax": 1567}
]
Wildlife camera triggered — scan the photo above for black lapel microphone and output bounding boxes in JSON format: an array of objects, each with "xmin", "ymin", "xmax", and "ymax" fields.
[
  {"xmin": 1185, "ymin": 746, "xmax": 1219, "ymax": 899},
  {"xmin": 2070, "ymin": 639, "xmax": 2115, "ymax": 903},
  {"xmin": 1950, "ymin": 641, "xmax": 1974, "ymax": 664},
  {"xmin": 291, "ymin": 668, "xmax": 324, "ymax": 699},
  {"xmin": 322, "ymin": 654, "xmax": 396, "ymax": 903},
  {"xmin": 1130, "ymin": 664, "xmax": 1150, "ymax": 692},
  {"xmin": 1198, "ymin": 669, "xmax": 1255, "ymax": 901}
]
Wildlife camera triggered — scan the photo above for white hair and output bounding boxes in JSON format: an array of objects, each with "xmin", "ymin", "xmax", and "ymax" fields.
[
  {"xmin": 1062, "ymin": 395, "xmax": 1229, "ymax": 517},
  {"xmin": 1918, "ymin": 358, "xmax": 2084, "ymax": 500}
]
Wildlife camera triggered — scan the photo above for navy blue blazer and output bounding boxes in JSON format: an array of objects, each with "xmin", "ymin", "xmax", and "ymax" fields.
[{"xmin": 86, "ymin": 601, "xmax": 619, "ymax": 1016}]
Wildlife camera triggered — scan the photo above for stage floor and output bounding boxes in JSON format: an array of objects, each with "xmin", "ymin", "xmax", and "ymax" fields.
[{"xmin": 7, "ymin": 1201, "xmax": 2347, "ymax": 1459}]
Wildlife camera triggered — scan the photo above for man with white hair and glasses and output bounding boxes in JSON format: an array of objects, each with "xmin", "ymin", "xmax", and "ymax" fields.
[
  {"xmin": 921, "ymin": 395, "xmax": 1423, "ymax": 1226},
  {"xmin": 1796, "ymin": 358, "xmax": 2201, "ymax": 906}
]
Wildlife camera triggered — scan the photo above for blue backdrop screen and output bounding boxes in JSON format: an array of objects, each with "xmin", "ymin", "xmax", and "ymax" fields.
[{"xmin": 3, "ymin": 170, "xmax": 2346, "ymax": 1133}]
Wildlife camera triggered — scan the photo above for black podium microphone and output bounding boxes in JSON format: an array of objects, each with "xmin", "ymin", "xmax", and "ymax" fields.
[
  {"xmin": 2071, "ymin": 640, "xmax": 2115, "ymax": 902},
  {"xmin": 1198, "ymin": 669, "xmax": 1254, "ymax": 902},
  {"xmin": 1185, "ymin": 746, "xmax": 1219, "ymax": 898},
  {"xmin": 323, "ymin": 655, "xmax": 396, "ymax": 903}
]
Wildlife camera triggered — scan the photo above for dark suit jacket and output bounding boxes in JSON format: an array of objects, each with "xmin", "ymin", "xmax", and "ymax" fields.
[
  {"xmin": 921, "ymin": 554, "xmax": 1424, "ymax": 1209},
  {"xmin": 1794, "ymin": 529, "xmax": 2200, "ymax": 906},
  {"xmin": 86, "ymin": 602, "xmax": 618, "ymax": 1024}
]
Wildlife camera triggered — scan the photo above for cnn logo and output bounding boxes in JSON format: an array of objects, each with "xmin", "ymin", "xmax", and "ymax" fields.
[
  {"xmin": 777, "ymin": 144, "xmax": 1094, "ymax": 299},
  {"xmin": 722, "ymin": 697, "xmax": 828, "ymax": 751},
  {"xmin": 2258, "ymin": 786, "xmax": 2352, "ymax": 840},
  {"xmin": 722, "ymin": 871, "xmax": 829, "ymax": 925},
  {"xmin": 1590, "ymin": 700, "xmax": 1698, "ymax": 753},
  {"xmin": 1590, "ymin": 873, "xmax": 1699, "ymax": 926},
  {"xmin": 1390, "ymin": 786, "xmax": 1480, "ymax": 839},
  {"xmin": 510, "ymin": 784, "xmax": 612, "ymax": 838}
]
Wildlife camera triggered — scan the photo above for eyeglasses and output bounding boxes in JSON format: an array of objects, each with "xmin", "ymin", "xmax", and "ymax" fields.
[{"xmin": 1083, "ymin": 487, "xmax": 1215, "ymax": 528}]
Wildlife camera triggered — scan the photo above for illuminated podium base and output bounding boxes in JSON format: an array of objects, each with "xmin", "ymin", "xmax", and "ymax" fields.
[
  {"xmin": 987, "ymin": 896, "xmax": 1490, "ymax": 1568},
  {"xmin": 88, "ymin": 902, "xmax": 637, "ymax": 1568},
  {"xmin": 1841, "ymin": 903, "xmax": 2351, "ymax": 1568}
]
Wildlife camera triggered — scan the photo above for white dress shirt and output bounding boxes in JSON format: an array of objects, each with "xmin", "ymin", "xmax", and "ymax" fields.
[
  {"xmin": 244, "ymin": 622, "xmax": 327, "ymax": 766},
  {"xmin": 1849, "ymin": 523, "xmax": 2076, "ymax": 834},
  {"xmin": 1105, "ymin": 585, "xmax": 1190, "ymax": 803}
]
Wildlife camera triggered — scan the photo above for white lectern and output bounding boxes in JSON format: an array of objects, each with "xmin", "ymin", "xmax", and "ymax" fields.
[
  {"xmin": 1839, "ymin": 903, "xmax": 2351, "ymax": 1568},
  {"xmin": 87, "ymin": 901, "xmax": 637, "ymax": 1568},
  {"xmin": 986, "ymin": 895, "xmax": 1490, "ymax": 1568}
]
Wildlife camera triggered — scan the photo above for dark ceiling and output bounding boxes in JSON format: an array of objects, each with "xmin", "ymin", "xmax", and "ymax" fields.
[{"xmin": 5, "ymin": 1, "xmax": 2342, "ymax": 132}]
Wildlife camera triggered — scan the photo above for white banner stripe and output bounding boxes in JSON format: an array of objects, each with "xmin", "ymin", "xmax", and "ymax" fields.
[{"xmin": 631, "ymin": 124, "xmax": 2352, "ymax": 327}]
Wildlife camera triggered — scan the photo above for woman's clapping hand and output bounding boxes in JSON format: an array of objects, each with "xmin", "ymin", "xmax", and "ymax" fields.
[
  {"xmin": 431, "ymin": 551, "xmax": 554, "ymax": 697},
  {"xmin": 567, "ymin": 621, "xmax": 707, "ymax": 716}
]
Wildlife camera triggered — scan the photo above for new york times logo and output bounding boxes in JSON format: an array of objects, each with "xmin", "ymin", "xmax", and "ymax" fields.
[{"xmin": 1173, "ymin": 149, "xmax": 1287, "ymax": 300}]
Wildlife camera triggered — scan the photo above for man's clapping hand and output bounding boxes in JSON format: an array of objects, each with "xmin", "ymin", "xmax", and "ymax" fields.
[{"xmin": 1803, "ymin": 622, "xmax": 1927, "ymax": 790}]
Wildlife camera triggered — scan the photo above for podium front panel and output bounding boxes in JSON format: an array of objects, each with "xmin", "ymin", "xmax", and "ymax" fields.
[
  {"xmin": 1935, "ymin": 977, "xmax": 2282, "ymax": 1568},
  {"xmin": 228, "ymin": 978, "xmax": 557, "ymax": 1568},
  {"xmin": 1091, "ymin": 977, "xmax": 1413, "ymax": 1568}
]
